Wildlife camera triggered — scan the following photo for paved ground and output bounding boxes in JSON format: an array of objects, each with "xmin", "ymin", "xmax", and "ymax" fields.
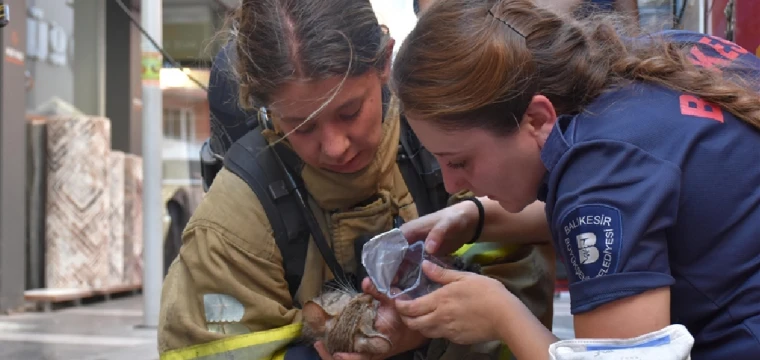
[
  {"xmin": 0, "ymin": 295, "xmax": 159, "ymax": 360},
  {"xmin": 0, "ymin": 292, "xmax": 573, "ymax": 359},
  {"xmin": 553, "ymin": 292, "xmax": 575, "ymax": 340}
]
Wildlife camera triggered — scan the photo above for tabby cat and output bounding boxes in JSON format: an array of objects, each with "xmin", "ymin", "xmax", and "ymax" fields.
[
  {"xmin": 300, "ymin": 257, "xmax": 481, "ymax": 356},
  {"xmin": 301, "ymin": 286, "xmax": 393, "ymax": 355}
]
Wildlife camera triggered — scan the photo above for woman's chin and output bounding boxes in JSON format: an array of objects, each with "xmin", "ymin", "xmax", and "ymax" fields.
[{"xmin": 496, "ymin": 199, "xmax": 527, "ymax": 214}]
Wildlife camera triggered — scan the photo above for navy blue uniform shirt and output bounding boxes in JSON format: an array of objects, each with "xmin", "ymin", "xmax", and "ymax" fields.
[
  {"xmin": 588, "ymin": 0, "xmax": 615, "ymax": 10},
  {"xmin": 538, "ymin": 30, "xmax": 760, "ymax": 358}
]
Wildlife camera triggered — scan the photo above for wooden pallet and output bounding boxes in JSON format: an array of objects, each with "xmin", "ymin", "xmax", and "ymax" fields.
[
  {"xmin": 24, "ymin": 283, "xmax": 142, "ymax": 312},
  {"xmin": 93, "ymin": 283, "xmax": 142, "ymax": 300}
]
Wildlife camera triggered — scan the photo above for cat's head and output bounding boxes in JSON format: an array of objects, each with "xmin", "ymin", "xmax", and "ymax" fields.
[
  {"xmin": 302, "ymin": 292, "xmax": 391, "ymax": 354},
  {"xmin": 302, "ymin": 291, "xmax": 371, "ymax": 335}
]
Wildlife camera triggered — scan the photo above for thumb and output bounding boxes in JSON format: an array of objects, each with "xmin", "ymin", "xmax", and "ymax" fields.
[
  {"xmin": 314, "ymin": 341, "xmax": 332, "ymax": 359},
  {"xmin": 422, "ymin": 260, "xmax": 463, "ymax": 285},
  {"xmin": 361, "ymin": 277, "xmax": 392, "ymax": 305}
]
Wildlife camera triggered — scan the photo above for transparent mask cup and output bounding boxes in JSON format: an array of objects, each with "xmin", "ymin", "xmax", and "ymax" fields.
[{"xmin": 361, "ymin": 228, "xmax": 450, "ymax": 299}]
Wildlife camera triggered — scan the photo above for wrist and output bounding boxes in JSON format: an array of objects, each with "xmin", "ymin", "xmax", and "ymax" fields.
[
  {"xmin": 513, "ymin": 201, "xmax": 551, "ymax": 244},
  {"xmin": 493, "ymin": 288, "xmax": 559, "ymax": 358},
  {"xmin": 457, "ymin": 198, "xmax": 485, "ymax": 239},
  {"xmin": 491, "ymin": 289, "xmax": 520, "ymax": 341},
  {"xmin": 461, "ymin": 197, "xmax": 485, "ymax": 243}
]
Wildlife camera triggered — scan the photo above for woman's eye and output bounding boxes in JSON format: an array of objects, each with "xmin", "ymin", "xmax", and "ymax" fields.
[
  {"xmin": 446, "ymin": 161, "xmax": 467, "ymax": 170},
  {"xmin": 294, "ymin": 124, "xmax": 316, "ymax": 134},
  {"xmin": 339, "ymin": 105, "xmax": 362, "ymax": 120}
]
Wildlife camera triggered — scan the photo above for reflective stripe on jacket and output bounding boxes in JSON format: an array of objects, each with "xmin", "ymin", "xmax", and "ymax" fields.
[{"xmin": 160, "ymin": 323, "xmax": 300, "ymax": 360}]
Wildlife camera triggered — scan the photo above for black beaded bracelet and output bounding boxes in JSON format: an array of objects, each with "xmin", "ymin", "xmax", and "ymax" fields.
[{"xmin": 464, "ymin": 197, "xmax": 485, "ymax": 244}]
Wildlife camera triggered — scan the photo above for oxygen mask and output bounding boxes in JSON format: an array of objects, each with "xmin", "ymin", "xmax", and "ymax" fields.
[{"xmin": 361, "ymin": 228, "xmax": 451, "ymax": 299}]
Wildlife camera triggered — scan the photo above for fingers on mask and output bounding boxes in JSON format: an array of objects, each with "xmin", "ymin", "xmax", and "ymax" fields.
[
  {"xmin": 395, "ymin": 295, "xmax": 436, "ymax": 318},
  {"xmin": 403, "ymin": 312, "xmax": 443, "ymax": 339},
  {"xmin": 361, "ymin": 277, "xmax": 377, "ymax": 294},
  {"xmin": 424, "ymin": 240, "xmax": 439, "ymax": 255},
  {"xmin": 400, "ymin": 216, "xmax": 433, "ymax": 244},
  {"xmin": 421, "ymin": 260, "xmax": 462, "ymax": 285},
  {"xmin": 362, "ymin": 277, "xmax": 393, "ymax": 304},
  {"xmin": 424, "ymin": 223, "xmax": 449, "ymax": 254}
]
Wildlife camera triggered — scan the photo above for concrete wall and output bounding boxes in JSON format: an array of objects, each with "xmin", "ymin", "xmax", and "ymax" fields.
[{"xmin": 1, "ymin": 0, "xmax": 29, "ymax": 313}]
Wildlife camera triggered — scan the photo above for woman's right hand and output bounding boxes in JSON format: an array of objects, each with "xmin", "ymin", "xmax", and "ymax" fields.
[{"xmin": 400, "ymin": 199, "xmax": 481, "ymax": 255}]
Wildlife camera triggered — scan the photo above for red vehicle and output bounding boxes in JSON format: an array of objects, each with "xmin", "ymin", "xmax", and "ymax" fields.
[{"xmin": 710, "ymin": 0, "xmax": 760, "ymax": 57}]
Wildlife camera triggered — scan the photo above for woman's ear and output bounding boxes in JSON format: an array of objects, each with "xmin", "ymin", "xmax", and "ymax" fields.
[
  {"xmin": 522, "ymin": 95, "xmax": 558, "ymax": 146},
  {"xmin": 379, "ymin": 38, "xmax": 396, "ymax": 83}
]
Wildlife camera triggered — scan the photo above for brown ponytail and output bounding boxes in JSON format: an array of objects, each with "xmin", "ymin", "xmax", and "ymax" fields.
[
  {"xmin": 606, "ymin": 31, "xmax": 760, "ymax": 128},
  {"xmin": 391, "ymin": 0, "xmax": 760, "ymax": 133}
]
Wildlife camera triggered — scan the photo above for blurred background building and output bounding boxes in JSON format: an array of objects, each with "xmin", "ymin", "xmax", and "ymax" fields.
[{"xmin": 1, "ymin": 0, "xmax": 237, "ymax": 314}]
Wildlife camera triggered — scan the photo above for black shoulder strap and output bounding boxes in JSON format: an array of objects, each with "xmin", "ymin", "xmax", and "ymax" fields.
[
  {"xmin": 397, "ymin": 116, "xmax": 450, "ymax": 216},
  {"xmin": 223, "ymin": 131, "xmax": 309, "ymax": 298},
  {"xmin": 223, "ymin": 131, "xmax": 346, "ymax": 302}
]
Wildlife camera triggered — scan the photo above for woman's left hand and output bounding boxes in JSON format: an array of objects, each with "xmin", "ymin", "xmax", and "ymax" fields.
[{"xmin": 394, "ymin": 260, "xmax": 513, "ymax": 345}]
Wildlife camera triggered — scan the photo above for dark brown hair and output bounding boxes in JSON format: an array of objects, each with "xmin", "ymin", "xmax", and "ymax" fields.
[
  {"xmin": 232, "ymin": 0, "xmax": 391, "ymax": 110},
  {"xmin": 391, "ymin": 0, "xmax": 760, "ymax": 135}
]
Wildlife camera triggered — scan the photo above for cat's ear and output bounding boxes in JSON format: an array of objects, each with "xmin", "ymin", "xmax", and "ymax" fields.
[{"xmin": 302, "ymin": 300, "xmax": 330, "ymax": 334}]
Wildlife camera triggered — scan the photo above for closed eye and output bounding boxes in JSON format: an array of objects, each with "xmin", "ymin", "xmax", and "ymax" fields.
[
  {"xmin": 446, "ymin": 161, "xmax": 467, "ymax": 170},
  {"xmin": 294, "ymin": 124, "xmax": 316, "ymax": 134},
  {"xmin": 339, "ymin": 104, "xmax": 363, "ymax": 121}
]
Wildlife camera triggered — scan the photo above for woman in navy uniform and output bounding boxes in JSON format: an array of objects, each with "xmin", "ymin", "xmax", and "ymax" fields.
[{"xmin": 386, "ymin": 0, "xmax": 760, "ymax": 359}]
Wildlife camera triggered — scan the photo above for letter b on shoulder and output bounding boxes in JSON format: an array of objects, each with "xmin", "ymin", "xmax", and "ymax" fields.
[
  {"xmin": 559, "ymin": 204, "xmax": 623, "ymax": 282},
  {"xmin": 576, "ymin": 232, "xmax": 599, "ymax": 264}
]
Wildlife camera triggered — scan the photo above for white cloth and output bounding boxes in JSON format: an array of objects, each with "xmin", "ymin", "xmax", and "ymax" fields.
[{"xmin": 549, "ymin": 324, "xmax": 694, "ymax": 360}]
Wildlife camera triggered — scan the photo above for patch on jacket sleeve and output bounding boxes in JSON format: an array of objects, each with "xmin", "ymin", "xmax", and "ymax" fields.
[
  {"xmin": 203, "ymin": 293, "xmax": 245, "ymax": 323},
  {"xmin": 559, "ymin": 204, "xmax": 623, "ymax": 282}
]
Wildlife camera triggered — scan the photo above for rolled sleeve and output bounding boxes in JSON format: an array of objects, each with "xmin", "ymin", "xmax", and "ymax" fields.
[{"xmin": 549, "ymin": 140, "xmax": 681, "ymax": 314}]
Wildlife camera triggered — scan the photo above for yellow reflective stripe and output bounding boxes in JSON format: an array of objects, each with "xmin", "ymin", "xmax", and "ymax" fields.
[
  {"xmin": 272, "ymin": 348, "xmax": 287, "ymax": 360},
  {"xmin": 452, "ymin": 243, "xmax": 475, "ymax": 257},
  {"xmin": 499, "ymin": 343, "xmax": 514, "ymax": 360},
  {"xmin": 452, "ymin": 243, "xmax": 522, "ymax": 265},
  {"xmin": 470, "ymin": 245, "xmax": 521, "ymax": 264},
  {"xmin": 160, "ymin": 323, "xmax": 302, "ymax": 360}
]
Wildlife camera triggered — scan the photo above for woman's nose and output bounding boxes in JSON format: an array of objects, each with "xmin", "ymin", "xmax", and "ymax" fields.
[
  {"xmin": 320, "ymin": 124, "xmax": 350, "ymax": 160},
  {"xmin": 441, "ymin": 167, "xmax": 468, "ymax": 195}
]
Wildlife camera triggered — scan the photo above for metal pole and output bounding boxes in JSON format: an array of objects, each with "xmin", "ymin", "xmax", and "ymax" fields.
[
  {"xmin": 141, "ymin": 0, "xmax": 163, "ymax": 328},
  {"xmin": 0, "ymin": 0, "xmax": 28, "ymax": 314},
  {"xmin": 698, "ymin": 0, "xmax": 707, "ymax": 34}
]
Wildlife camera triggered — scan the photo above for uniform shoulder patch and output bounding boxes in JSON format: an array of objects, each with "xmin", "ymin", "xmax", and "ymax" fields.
[{"xmin": 558, "ymin": 204, "xmax": 623, "ymax": 282}]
